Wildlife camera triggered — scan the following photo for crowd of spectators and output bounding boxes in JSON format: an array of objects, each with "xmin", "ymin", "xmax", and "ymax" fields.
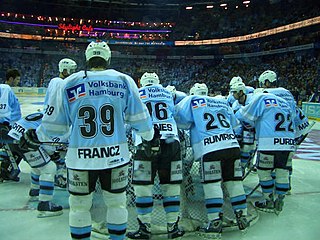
[
  {"xmin": 1, "ymin": 0, "xmax": 319, "ymax": 41},
  {"xmin": 1, "ymin": 43, "xmax": 318, "ymax": 104}
]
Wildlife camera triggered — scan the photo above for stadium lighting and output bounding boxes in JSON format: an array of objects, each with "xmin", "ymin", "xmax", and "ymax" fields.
[
  {"xmin": 243, "ymin": 1, "xmax": 251, "ymax": 4},
  {"xmin": 185, "ymin": 6, "xmax": 193, "ymax": 10},
  {"xmin": 206, "ymin": 5, "xmax": 214, "ymax": 9},
  {"xmin": 220, "ymin": 3, "xmax": 227, "ymax": 7}
]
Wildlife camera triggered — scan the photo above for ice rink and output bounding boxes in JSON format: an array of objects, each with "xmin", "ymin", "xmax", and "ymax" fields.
[{"xmin": 0, "ymin": 95, "xmax": 320, "ymax": 240}]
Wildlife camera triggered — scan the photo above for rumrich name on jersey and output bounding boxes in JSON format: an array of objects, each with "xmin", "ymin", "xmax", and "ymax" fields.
[
  {"xmin": 204, "ymin": 133, "xmax": 236, "ymax": 146},
  {"xmin": 78, "ymin": 145, "xmax": 120, "ymax": 159}
]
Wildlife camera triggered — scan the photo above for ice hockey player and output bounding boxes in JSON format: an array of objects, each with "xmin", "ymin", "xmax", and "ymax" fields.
[
  {"xmin": 0, "ymin": 69, "xmax": 22, "ymax": 182},
  {"xmin": 175, "ymin": 83, "xmax": 249, "ymax": 239},
  {"xmin": 7, "ymin": 112, "xmax": 63, "ymax": 217},
  {"xmin": 235, "ymin": 90, "xmax": 295, "ymax": 215},
  {"xmin": 230, "ymin": 82, "xmax": 256, "ymax": 174},
  {"xmin": 44, "ymin": 58, "xmax": 77, "ymax": 189},
  {"xmin": 227, "ymin": 76, "xmax": 254, "ymax": 107},
  {"xmin": 20, "ymin": 41, "xmax": 155, "ymax": 240},
  {"xmin": 127, "ymin": 72, "xmax": 185, "ymax": 240}
]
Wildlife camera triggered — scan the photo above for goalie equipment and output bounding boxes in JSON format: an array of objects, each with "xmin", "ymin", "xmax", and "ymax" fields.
[
  {"xmin": 142, "ymin": 127, "xmax": 161, "ymax": 158},
  {"xmin": 19, "ymin": 129, "xmax": 41, "ymax": 151}
]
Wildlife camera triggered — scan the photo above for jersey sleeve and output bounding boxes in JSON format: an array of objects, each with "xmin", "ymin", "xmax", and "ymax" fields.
[
  {"xmin": 8, "ymin": 91, "xmax": 21, "ymax": 123},
  {"xmin": 123, "ymin": 76, "xmax": 154, "ymax": 141},
  {"xmin": 36, "ymin": 78, "xmax": 71, "ymax": 143},
  {"xmin": 235, "ymin": 94, "xmax": 265, "ymax": 127},
  {"xmin": 174, "ymin": 96, "xmax": 194, "ymax": 129}
]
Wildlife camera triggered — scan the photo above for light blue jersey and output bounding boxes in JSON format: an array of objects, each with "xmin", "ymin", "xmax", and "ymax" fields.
[
  {"xmin": 235, "ymin": 93, "xmax": 295, "ymax": 151},
  {"xmin": 37, "ymin": 69, "xmax": 153, "ymax": 170},
  {"xmin": 231, "ymin": 93, "xmax": 254, "ymax": 113},
  {"xmin": 175, "ymin": 95, "xmax": 240, "ymax": 160},
  {"xmin": 262, "ymin": 87, "xmax": 296, "ymax": 115},
  {"xmin": 139, "ymin": 84, "xmax": 178, "ymax": 140},
  {"xmin": 0, "ymin": 84, "xmax": 21, "ymax": 125},
  {"xmin": 8, "ymin": 112, "xmax": 51, "ymax": 168},
  {"xmin": 174, "ymin": 91, "xmax": 187, "ymax": 105},
  {"xmin": 294, "ymin": 107, "xmax": 310, "ymax": 139}
]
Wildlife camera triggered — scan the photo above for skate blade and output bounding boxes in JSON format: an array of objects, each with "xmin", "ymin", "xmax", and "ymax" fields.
[
  {"xmin": 37, "ymin": 210, "xmax": 63, "ymax": 218},
  {"xmin": 91, "ymin": 231, "xmax": 109, "ymax": 240},
  {"xmin": 274, "ymin": 210, "xmax": 282, "ymax": 216},
  {"xmin": 198, "ymin": 232, "xmax": 221, "ymax": 240},
  {"xmin": 240, "ymin": 228, "xmax": 248, "ymax": 235},
  {"xmin": 28, "ymin": 196, "xmax": 39, "ymax": 202},
  {"xmin": 255, "ymin": 207, "xmax": 274, "ymax": 213}
]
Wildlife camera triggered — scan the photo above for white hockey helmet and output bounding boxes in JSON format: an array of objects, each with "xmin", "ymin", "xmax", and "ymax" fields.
[
  {"xmin": 229, "ymin": 76, "xmax": 243, "ymax": 87},
  {"xmin": 190, "ymin": 83, "xmax": 208, "ymax": 96},
  {"xmin": 230, "ymin": 82, "xmax": 246, "ymax": 94},
  {"xmin": 85, "ymin": 41, "xmax": 111, "ymax": 63},
  {"xmin": 166, "ymin": 85, "xmax": 176, "ymax": 94},
  {"xmin": 258, "ymin": 70, "xmax": 277, "ymax": 86},
  {"xmin": 140, "ymin": 72, "xmax": 160, "ymax": 87},
  {"xmin": 58, "ymin": 58, "xmax": 77, "ymax": 75}
]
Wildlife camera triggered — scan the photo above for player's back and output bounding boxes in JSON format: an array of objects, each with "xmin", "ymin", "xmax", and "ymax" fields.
[
  {"xmin": 64, "ymin": 70, "xmax": 139, "ymax": 146},
  {"xmin": 139, "ymin": 84, "xmax": 178, "ymax": 138},
  {"xmin": 175, "ymin": 95, "xmax": 239, "ymax": 159},
  {"xmin": 9, "ymin": 112, "xmax": 43, "ymax": 140},
  {"xmin": 263, "ymin": 87, "xmax": 296, "ymax": 112},
  {"xmin": 248, "ymin": 93, "xmax": 295, "ymax": 151}
]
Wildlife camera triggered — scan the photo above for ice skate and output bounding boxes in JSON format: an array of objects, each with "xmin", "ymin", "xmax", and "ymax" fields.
[
  {"xmin": 197, "ymin": 217, "xmax": 223, "ymax": 239},
  {"xmin": 254, "ymin": 199, "xmax": 274, "ymax": 213},
  {"xmin": 274, "ymin": 194, "xmax": 285, "ymax": 215},
  {"xmin": 37, "ymin": 201, "xmax": 63, "ymax": 218},
  {"xmin": 167, "ymin": 217, "xmax": 185, "ymax": 239},
  {"xmin": 54, "ymin": 175, "xmax": 67, "ymax": 189},
  {"xmin": 126, "ymin": 218, "xmax": 151, "ymax": 239},
  {"xmin": 235, "ymin": 210, "xmax": 249, "ymax": 233},
  {"xmin": 29, "ymin": 188, "xmax": 39, "ymax": 202}
]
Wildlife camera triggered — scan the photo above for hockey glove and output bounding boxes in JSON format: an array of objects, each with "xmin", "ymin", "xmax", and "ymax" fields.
[
  {"xmin": 142, "ymin": 126, "xmax": 161, "ymax": 158},
  {"xmin": 19, "ymin": 129, "xmax": 41, "ymax": 151},
  {"xmin": 50, "ymin": 151, "xmax": 61, "ymax": 163}
]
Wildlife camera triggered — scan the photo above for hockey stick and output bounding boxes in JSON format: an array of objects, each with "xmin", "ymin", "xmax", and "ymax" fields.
[
  {"xmin": 0, "ymin": 138, "xmax": 68, "ymax": 147},
  {"xmin": 246, "ymin": 183, "xmax": 260, "ymax": 197}
]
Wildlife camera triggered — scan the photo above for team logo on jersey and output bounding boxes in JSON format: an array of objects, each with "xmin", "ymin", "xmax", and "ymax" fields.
[
  {"xmin": 264, "ymin": 98, "xmax": 278, "ymax": 107},
  {"xmin": 191, "ymin": 98, "xmax": 206, "ymax": 108},
  {"xmin": 66, "ymin": 83, "xmax": 86, "ymax": 102},
  {"xmin": 139, "ymin": 89, "xmax": 147, "ymax": 99}
]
